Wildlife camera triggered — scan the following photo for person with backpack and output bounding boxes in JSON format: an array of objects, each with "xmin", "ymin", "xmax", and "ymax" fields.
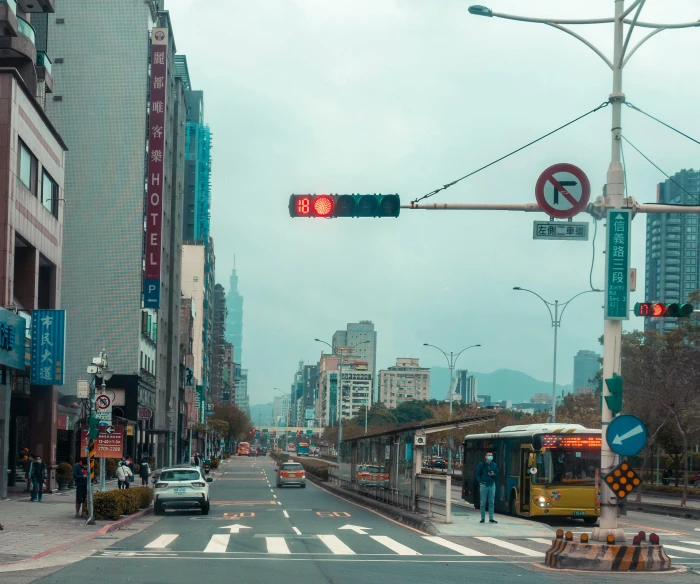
[
  {"xmin": 139, "ymin": 458, "xmax": 150, "ymax": 486},
  {"xmin": 475, "ymin": 451, "xmax": 499, "ymax": 524},
  {"xmin": 29, "ymin": 455, "xmax": 47, "ymax": 502}
]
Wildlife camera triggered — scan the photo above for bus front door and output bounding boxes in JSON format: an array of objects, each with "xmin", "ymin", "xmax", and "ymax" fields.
[{"xmin": 520, "ymin": 447, "xmax": 532, "ymax": 514}]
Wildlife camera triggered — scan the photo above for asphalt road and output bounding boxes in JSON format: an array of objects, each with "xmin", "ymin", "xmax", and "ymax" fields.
[{"xmin": 33, "ymin": 456, "xmax": 700, "ymax": 584}]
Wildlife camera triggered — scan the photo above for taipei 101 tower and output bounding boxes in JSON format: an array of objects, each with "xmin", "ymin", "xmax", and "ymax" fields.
[{"xmin": 225, "ymin": 257, "xmax": 244, "ymax": 362}]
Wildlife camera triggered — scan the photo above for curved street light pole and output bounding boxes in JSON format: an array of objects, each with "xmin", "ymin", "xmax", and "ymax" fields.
[
  {"xmin": 513, "ymin": 287, "xmax": 600, "ymax": 423},
  {"xmin": 422, "ymin": 342, "xmax": 481, "ymax": 472}
]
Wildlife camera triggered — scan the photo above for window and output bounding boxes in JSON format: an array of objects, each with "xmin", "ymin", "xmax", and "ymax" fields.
[
  {"xmin": 41, "ymin": 171, "xmax": 58, "ymax": 216},
  {"xmin": 18, "ymin": 140, "xmax": 37, "ymax": 193}
]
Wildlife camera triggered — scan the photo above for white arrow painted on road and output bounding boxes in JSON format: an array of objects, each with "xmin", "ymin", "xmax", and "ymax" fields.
[
  {"xmin": 219, "ymin": 524, "xmax": 251, "ymax": 534},
  {"xmin": 338, "ymin": 525, "xmax": 372, "ymax": 535},
  {"xmin": 612, "ymin": 425, "xmax": 644, "ymax": 446}
]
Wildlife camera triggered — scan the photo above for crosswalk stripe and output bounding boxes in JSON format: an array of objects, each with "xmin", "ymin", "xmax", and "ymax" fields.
[
  {"xmin": 528, "ymin": 538, "xmax": 555, "ymax": 545},
  {"xmin": 145, "ymin": 534, "xmax": 178, "ymax": 549},
  {"xmin": 267, "ymin": 536, "xmax": 291, "ymax": 554},
  {"xmin": 661, "ymin": 544, "xmax": 700, "ymax": 556},
  {"xmin": 370, "ymin": 535, "xmax": 420, "ymax": 556},
  {"xmin": 204, "ymin": 534, "xmax": 230, "ymax": 553},
  {"xmin": 475, "ymin": 537, "xmax": 544, "ymax": 557},
  {"xmin": 423, "ymin": 536, "xmax": 486, "ymax": 556},
  {"xmin": 680, "ymin": 541, "xmax": 700, "ymax": 547},
  {"xmin": 317, "ymin": 535, "xmax": 355, "ymax": 555}
]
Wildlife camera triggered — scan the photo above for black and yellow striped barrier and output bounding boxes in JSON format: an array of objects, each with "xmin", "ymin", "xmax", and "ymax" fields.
[
  {"xmin": 89, "ymin": 440, "xmax": 95, "ymax": 480},
  {"xmin": 545, "ymin": 539, "xmax": 671, "ymax": 571}
]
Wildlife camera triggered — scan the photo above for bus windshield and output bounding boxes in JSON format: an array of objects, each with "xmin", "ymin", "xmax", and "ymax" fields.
[{"xmin": 532, "ymin": 449, "xmax": 599, "ymax": 485}]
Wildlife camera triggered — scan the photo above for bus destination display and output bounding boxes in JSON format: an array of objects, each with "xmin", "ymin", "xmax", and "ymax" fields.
[{"xmin": 542, "ymin": 435, "xmax": 602, "ymax": 449}]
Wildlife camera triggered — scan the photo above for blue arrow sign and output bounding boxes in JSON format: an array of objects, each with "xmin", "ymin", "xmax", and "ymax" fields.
[{"xmin": 606, "ymin": 414, "xmax": 647, "ymax": 457}]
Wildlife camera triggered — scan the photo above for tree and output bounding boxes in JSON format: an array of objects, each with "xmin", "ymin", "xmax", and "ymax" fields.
[
  {"xmin": 210, "ymin": 403, "xmax": 253, "ymax": 441},
  {"xmin": 557, "ymin": 393, "xmax": 601, "ymax": 428}
]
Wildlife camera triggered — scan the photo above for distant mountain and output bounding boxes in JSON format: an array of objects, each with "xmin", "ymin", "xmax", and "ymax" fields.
[
  {"xmin": 430, "ymin": 367, "xmax": 572, "ymax": 404},
  {"xmin": 249, "ymin": 402, "xmax": 274, "ymax": 426}
]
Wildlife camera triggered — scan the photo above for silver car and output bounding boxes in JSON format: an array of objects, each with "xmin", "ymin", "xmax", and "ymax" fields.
[{"xmin": 276, "ymin": 462, "xmax": 306, "ymax": 488}]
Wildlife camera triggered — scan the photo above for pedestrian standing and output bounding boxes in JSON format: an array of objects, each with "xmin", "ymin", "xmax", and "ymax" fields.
[
  {"xmin": 73, "ymin": 458, "xmax": 88, "ymax": 518},
  {"xmin": 139, "ymin": 458, "xmax": 150, "ymax": 486},
  {"xmin": 29, "ymin": 455, "xmax": 47, "ymax": 502},
  {"xmin": 25, "ymin": 454, "xmax": 35, "ymax": 493},
  {"xmin": 475, "ymin": 451, "xmax": 499, "ymax": 524},
  {"xmin": 662, "ymin": 466, "xmax": 673, "ymax": 486},
  {"xmin": 194, "ymin": 452, "xmax": 201, "ymax": 467},
  {"xmin": 116, "ymin": 461, "xmax": 133, "ymax": 489}
]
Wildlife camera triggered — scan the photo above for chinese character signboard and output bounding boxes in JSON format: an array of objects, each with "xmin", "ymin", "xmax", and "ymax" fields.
[
  {"xmin": 81, "ymin": 426, "xmax": 124, "ymax": 458},
  {"xmin": 143, "ymin": 27, "xmax": 169, "ymax": 309},
  {"xmin": 0, "ymin": 307, "xmax": 25, "ymax": 370},
  {"xmin": 605, "ymin": 209, "xmax": 631, "ymax": 320},
  {"xmin": 532, "ymin": 221, "xmax": 589, "ymax": 241},
  {"xmin": 30, "ymin": 309, "xmax": 65, "ymax": 384}
]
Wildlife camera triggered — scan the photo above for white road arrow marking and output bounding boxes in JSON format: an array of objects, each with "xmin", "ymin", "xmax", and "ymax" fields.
[
  {"xmin": 219, "ymin": 524, "xmax": 251, "ymax": 534},
  {"xmin": 612, "ymin": 425, "xmax": 644, "ymax": 446},
  {"xmin": 338, "ymin": 525, "xmax": 372, "ymax": 535}
]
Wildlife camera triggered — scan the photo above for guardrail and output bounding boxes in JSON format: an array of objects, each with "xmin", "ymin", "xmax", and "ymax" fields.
[
  {"xmin": 415, "ymin": 473, "xmax": 451, "ymax": 523},
  {"xmin": 328, "ymin": 468, "xmax": 413, "ymax": 511}
]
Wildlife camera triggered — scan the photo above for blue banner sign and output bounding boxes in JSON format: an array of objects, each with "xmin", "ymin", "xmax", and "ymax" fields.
[
  {"xmin": 31, "ymin": 309, "xmax": 66, "ymax": 385},
  {"xmin": 0, "ymin": 307, "xmax": 26, "ymax": 370}
]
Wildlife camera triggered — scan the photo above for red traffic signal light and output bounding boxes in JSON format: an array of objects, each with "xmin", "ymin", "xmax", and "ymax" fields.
[
  {"xmin": 289, "ymin": 194, "xmax": 400, "ymax": 218},
  {"xmin": 634, "ymin": 302, "xmax": 693, "ymax": 318}
]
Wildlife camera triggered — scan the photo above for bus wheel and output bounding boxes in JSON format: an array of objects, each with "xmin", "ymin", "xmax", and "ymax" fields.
[
  {"xmin": 509, "ymin": 493, "xmax": 517, "ymax": 516},
  {"xmin": 583, "ymin": 517, "xmax": 598, "ymax": 525}
]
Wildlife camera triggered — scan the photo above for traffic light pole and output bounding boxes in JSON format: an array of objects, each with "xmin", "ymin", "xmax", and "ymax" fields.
[{"xmin": 86, "ymin": 374, "xmax": 96, "ymax": 525}]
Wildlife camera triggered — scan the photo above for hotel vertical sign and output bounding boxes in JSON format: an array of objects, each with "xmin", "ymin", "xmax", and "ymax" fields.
[{"xmin": 144, "ymin": 28, "xmax": 168, "ymax": 309}]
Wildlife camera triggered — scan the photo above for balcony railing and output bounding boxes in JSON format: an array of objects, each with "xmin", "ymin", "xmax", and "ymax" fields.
[
  {"xmin": 37, "ymin": 51, "xmax": 51, "ymax": 74},
  {"xmin": 1, "ymin": 0, "xmax": 17, "ymax": 15},
  {"xmin": 17, "ymin": 16, "xmax": 34, "ymax": 43}
]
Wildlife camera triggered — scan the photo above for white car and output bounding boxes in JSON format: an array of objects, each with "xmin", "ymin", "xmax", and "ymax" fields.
[{"xmin": 154, "ymin": 465, "xmax": 212, "ymax": 515}]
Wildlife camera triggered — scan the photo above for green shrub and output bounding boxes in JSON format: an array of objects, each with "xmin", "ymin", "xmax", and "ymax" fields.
[
  {"xmin": 114, "ymin": 489, "xmax": 141, "ymax": 515},
  {"xmin": 295, "ymin": 458, "xmax": 329, "ymax": 481},
  {"xmin": 642, "ymin": 484, "xmax": 700, "ymax": 496},
  {"xmin": 94, "ymin": 491, "xmax": 123, "ymax": 521},
  {"xmin": 57, "ymin": 462, "xmax": 72, "ymax": 479},
  {"xmin": 211, "ymin": 458, "xmax": 220, "ymax": 469},
  {"xmin": 130, "ymin": 486, "xmax": 153, "ymax": 508}
]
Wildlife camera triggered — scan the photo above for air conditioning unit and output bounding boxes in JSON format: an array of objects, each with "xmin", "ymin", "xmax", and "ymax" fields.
[{"xmin": 414, "ymin": 435, "xmax": 426, "ymax": 446}]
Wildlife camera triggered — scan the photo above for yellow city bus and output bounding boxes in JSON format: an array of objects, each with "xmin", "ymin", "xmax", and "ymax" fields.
[
  {"xmin": 237, "ymin": 442, "xmax": 251, "ymax": 456},
  {"xmin": 462, "ymin": 424, "xmax": 601, "ymax": 524}
]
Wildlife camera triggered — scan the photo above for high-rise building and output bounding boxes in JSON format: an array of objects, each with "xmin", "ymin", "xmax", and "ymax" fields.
[
  {"xmin": 212, "ymin": 283, "xmax": 227, "ymax": 402},
  {"xmin": 234, "ymin": 364, "xmax": 249, "ymax": 416},
  {"xmin": 454, "ymin": 370, "xmax": 477, "ymax": 405},
  {"xmin": 273, "ymin": 395, "xmax": 291, "ymax": 427},
  {"xmin": 45, "ymin": 5, "xmax": 186, "ymax": 466},
  {"xmin": 573, "ymin": 350, "xmax": 600, "ymax": 392},
  {"xmin": 222, "ymin": 342, "xmax": 234, "ymax": 404},
  {"xmin": 646, "ymin": 169, "xmax": 700, "ymax": 332},
  {"xmin": 289, "ymin": 361, "xmax": 304, "ymax": 426},
  {"xmin": 378, "ymin": 359, "xmax": 430, "ymax": 409},
  {"xmin": 302, "ymin": 364, "xmax": 318, "ymax": 426},
  {"xmin": 0, "ymin": 0, "xmax": 68, "ymax": 497},
  {"xmin": 225, "ymin": 260, "xmax": 243, "ymax": 362},
  {"xmin": 316, "ymin": 354, "xmax": 339, "ymax": 426},
  {"xmin": 332, "ymin": 321, "xmax": 377, "ymax": 399},
  {"xmin": 181, "ymin": 85, "xmax": 212, "ymax": 242}
]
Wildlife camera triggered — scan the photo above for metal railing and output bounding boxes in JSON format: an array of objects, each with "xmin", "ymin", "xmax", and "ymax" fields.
[
  {"xmin": 415, "ymin": 473, "xmax": 451, "ymax": 523},
  {"xmin": 328, "ymin": 468, "xmax": 413, "ymax": 511}
]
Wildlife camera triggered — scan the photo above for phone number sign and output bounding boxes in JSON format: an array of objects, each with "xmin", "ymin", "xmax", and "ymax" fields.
[{"xmin": 81, "ymin": 426, "xmax": 124, "ymax": 458}]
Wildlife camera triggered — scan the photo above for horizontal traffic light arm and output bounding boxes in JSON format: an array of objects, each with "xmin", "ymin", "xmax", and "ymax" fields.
[
  {"xmin": 634, "ymin": 302, "xmax": 693, "ymax": 317},
  {"xmin": 289, "ymin": 194, "xmax": 400, "ymax": 218}
]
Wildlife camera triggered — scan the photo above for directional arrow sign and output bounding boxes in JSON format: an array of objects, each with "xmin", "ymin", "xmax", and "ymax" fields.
[
  {"xmin": 219, "ymin": 524, "xmax": 251, "ymax": 534},
  {"xmin": 105, "ymin": 426, "xmax": 115, "ymax": 434},
  {"xmin": 606, "ymin": 414, "xmax": 647, "ymax": 457},
  {"xmin": 338, "ymin": 525, "xmax": 372, "ymax": 535}
]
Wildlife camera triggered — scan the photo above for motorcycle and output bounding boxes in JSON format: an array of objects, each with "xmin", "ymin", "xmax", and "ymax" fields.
[{"xmin": 204, "ymin": 459, "xmax": 211, "ymax": 474}]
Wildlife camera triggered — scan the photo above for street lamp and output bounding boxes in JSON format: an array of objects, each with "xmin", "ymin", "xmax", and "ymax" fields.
[
  {"xmin": 468, "ymin": 1, "xmax": 700, "ymax": 542},
  {"xmin": 513, "ymin": 287, "xmax": 600, "ymax": 422},
  {"xmin": 422, "ymin": 342, "xmax": 481, "ymax": 472},
  {"xmin": 315, "ymin": 338, "xmax": 370, "ymax": 466}
]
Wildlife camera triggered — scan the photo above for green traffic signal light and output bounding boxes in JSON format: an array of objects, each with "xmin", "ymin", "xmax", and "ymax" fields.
[
  {"xmin": 88, "ymin": 416, "xmax": 100, "ymax": 439},
  {"xmin": 604, "ymin": 373, "xmax": 623, "ymax": 416},
  {"xmin": 288, "ymin": 194, "xmax": 400, "ymax": 218}
]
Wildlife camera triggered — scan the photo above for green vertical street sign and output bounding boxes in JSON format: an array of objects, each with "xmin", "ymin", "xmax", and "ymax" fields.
[{"xmin": 605, "ymin": 209, "xmax": 631, "ymax": 320}]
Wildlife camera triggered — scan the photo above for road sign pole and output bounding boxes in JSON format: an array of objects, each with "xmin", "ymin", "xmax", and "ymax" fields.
[
  {"xmin": 86, "ymin": 374, "xmax": 96, "ymax": 525},
  {"xmin": 99, "ymin": 457, "xmax": 106, "ymax": 492}
]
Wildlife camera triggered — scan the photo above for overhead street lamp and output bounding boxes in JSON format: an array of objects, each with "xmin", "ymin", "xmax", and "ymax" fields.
[
  {"xmin": 468, "ymin": 0, "xmax": 700, "ymax": 543},
  {"xmin": 513, "ymin": 287, "xmax": 601, "ymax": 422},
  {"xmin": 315, "ymin": 338, "xmax": 370, "ymax": 466},
  {"xmin": 422, "ymin": 342, "xmax": 481, "ymax": 472}
]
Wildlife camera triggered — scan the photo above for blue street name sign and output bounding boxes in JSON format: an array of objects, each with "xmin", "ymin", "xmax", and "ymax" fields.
[{"xmin": 606, "ymin": 414, "xmax": 647, "ymax": 457}]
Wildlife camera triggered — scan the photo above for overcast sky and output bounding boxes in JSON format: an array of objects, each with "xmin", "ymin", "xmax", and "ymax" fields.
[{"xmin": 166, "ymin": 0, "xmax": 700, "ymax": 406}]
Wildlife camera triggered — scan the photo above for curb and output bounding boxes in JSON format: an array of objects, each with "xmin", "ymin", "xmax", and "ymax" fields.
[
  {"xmin": 626, "ymin": 501, "xmax": 700, "ymax": 520},
  {"xmin": 307, "ymin": 475, "xmax": 437, "ymax": 535},
  {"xmin": 0, "ymin": 505, "xmax": 154, "ymax": 568}
]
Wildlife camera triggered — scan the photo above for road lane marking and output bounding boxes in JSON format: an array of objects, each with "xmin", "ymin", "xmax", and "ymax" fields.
[
  {"xmin": 145, "ymin": 534, "xmax": 178, "ymax": 549},
  {"xmin": 663, "ymin": 544, "xmax": 700, "ymax": 555},
  {"xmin": 273, "ymin": 495, "xmax": 278, "ymax": 499},
  {"xmin": 204, "ymin": 534, "xmax": 230, "ymax": 553},
  {"xmin": 681, "ymin": 541, "xmax": 700, "ymax": 546},
  {"xmin": 267, "ymin": 537, "xmax": 291, "ymax": 554},
  {"xmin": 293, "ymin": 527, "xmax": 302, "ymax": 535},
  {"xmin": 528, "ymin": 538, "xmax": 555, "ymax": 545},
  {"xmin": 370, "ymin": 536, "xmax": 420, "ymax": 556},
  {"xmin": 318, "ymin": 535, "xmax": 355, "ymax": 555},
  {"xmin": 423, "ymin": 536, "xmax": 486, "ymax": 556},
  {"xmin": 283, "ymin": 510, "xmax": 290, "ymax": 518},
  {"xmin": 475, "ymin": 537, "xmax": 544, "ymax": 557}
]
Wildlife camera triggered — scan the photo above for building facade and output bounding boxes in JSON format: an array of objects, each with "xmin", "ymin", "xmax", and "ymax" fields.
[
  {"xmin": 646, "ymin": 169, "xmax": 700, "ymax": 332},
  {"xmin": 301, "ymin": 364, "xmax": 318, "ymax": 426},
  {"xmin": 378, "ymin": 358, "xmax": 430, "ymax": 409},
  {"xmin": 573, "ymin": 350, "xmax": 599, "ymax": 392},
  {"xmin": 454, "ymin": 369, "xmax": 477, "ymax": 405},
  {"xmin": 273, "ymin": 394, "xmax": 291, "ymax": 427},
  {"xmin": 234, "ymin": 364, "xmax": 249, "ymax": 415},
  {"xmin": 222, "ymin": 342, "xmax": 234, "ymax": 404},
  {"xmin": 0, "ymin": 0, "xmax": 68, "ymax": 496},
  {"xmin": 211, "ymin": 283, "xmax": 226, "ymax": 402},
  {"xmin": 332, "ymin": 321, "xmax": 377, "ymax": 401}
]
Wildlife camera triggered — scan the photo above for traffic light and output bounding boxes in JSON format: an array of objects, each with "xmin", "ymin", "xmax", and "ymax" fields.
[
  {"xmin": 604, "ymin": 373, "xmax": 623, "ymax": 416},
  {"xmin": 88, "ymin": 416, "xmax": 100, "ymax": 440},
  {"xmin": 634, "ymin": 302, "xmax": 693, "ymax": 318},
  {"xmin": 288, "ymin": 194, "xmax": 400, "ymax": 218}
]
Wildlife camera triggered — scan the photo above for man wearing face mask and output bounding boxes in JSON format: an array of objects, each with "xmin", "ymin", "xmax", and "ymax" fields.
[{"xmin": 475, "ymin": 451, "xmax": 499, "ymax": 524}]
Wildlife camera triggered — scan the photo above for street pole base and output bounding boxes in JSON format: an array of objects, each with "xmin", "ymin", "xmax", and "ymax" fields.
[
  {"xmin": 591, "ymin": 526, "xmax": 626, "ymax": 543},
  {"xmin": 545, "ymin": 539, "xmax": 671, "ymax": 571},
  {"xmin": 85, "ymin": 516, "xmax": 95, "ymax": 526}
]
